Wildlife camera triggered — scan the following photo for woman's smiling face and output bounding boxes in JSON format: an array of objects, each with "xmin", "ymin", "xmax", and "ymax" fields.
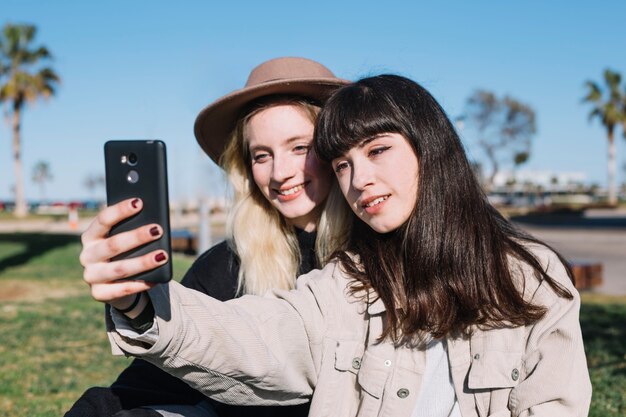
[
  {"xmin": 246, "ymin": 104, "xmax": 333, "ymax": 232},
  {"xmin": 331, "ymin": 133, "xmax": 419, "ymax": 234}
]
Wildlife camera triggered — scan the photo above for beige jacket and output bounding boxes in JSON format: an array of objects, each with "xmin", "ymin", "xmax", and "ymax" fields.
[{"xmin": 107, "ymin": 244, "xmax": 591, "ymax": 417}]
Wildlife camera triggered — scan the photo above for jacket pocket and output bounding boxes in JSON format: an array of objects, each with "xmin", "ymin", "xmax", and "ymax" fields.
[
  {"xmin": 334, "ymin": 340, "xmax": 391, "ymax": 399},
  {"xmin": 468, "ymin": 350, "xmax": 522, "ymax": 417},
  {"xmin": 468, "ymin": 350, "xmax": 523, "ymax": 389},
  {"xmin": 331, "ymin": 339, "xmax": 365, "ymax": 417},
  {"xmin": 356, "ymin": 350, "xmax": 391, "ymax": 399},
  {"xmin": 334, "ymin": 339, "xmax": 365, "ymax": 376}
]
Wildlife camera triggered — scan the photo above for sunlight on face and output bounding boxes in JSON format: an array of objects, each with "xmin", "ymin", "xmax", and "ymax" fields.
[
  {"xmin": 332, "ymin": 133, "xmax": 419, "ymax": 233},
  {"xmin": 246, "ymin": 105, "xmax": 333, "ymax": 232}
]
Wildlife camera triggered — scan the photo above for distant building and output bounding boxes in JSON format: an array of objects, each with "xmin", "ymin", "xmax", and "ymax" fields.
[{"xmin": 492, "ymin": 170, "xmax": 588, "ymax": 192}]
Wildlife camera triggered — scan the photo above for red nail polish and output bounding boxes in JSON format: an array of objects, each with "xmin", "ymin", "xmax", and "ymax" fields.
[
  {"xmin": 150, "ymin": 226, "xmax": 160, "ymax": 236},
  {"xmin": 131, "ymin": 199, "xmax": 139, "ymax": 209},
  {"xmin": 155, "ymin": 252, "xmax": 166, "ymax": 262}
]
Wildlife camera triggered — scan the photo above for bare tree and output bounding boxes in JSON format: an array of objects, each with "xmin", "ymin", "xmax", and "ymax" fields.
[{"xmin": 463, "ymin": 90, "xmax": 536, "ymax": 190}]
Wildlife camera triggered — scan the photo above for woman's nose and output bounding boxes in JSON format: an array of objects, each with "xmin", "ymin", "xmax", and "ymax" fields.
[
  {"xmin": 351, "ymin": 162, "xmax": 374, "ymax": 190},
  {"xmin": 271, "ymin": 154, "xmax": 297, "ymax": 182}
]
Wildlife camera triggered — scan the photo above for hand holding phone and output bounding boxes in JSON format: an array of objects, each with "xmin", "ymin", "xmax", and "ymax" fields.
[{"xmin": 104, "ymin": 140, "xmax": 172, "ymax": 283}]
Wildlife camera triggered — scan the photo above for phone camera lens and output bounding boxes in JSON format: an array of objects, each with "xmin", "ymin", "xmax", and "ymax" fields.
[
  {"xmin": 128, "ymin": 153, "xmax": 138, "ymax": 166},
  {"xmin": 127, "ymin": 170, "xmax": 139, "ymax": 184}
]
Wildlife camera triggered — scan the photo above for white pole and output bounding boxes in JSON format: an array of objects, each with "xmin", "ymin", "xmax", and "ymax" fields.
[{"xmin": 198, "ymin": 197, "xmax": 211, "ymax": 254}]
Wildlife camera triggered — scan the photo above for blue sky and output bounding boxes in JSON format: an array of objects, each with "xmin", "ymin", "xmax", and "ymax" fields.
[{"xmin": 1, "ymin": 0, "xmax": 626, "ymax": 201}]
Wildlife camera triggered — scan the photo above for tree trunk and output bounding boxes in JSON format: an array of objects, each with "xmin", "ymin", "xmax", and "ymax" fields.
[
  {"xmin": 12, "ymin": 107, "xmax": 28, "ymax": 218},
  {"xmin": 485, "ymin": 146, "xmax": 498, "ymax": 192},
  {"xmin": 607, "ymin": 131, "xmax": 617, "ymax": 206}
]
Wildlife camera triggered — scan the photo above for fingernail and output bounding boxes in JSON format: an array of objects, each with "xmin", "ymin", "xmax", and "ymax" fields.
[
  {"xmin": 131, "ymin": 199, "xmax": 140, "ymax": 209},
  {"xmin": 150, "ymin": 226, "xmax": 160, "ymax": 236},
  {"xmin": 155, "ymin": 252, "xmax": 166, "ymax": 262}
]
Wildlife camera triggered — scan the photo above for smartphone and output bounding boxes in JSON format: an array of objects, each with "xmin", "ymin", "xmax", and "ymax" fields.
[{"xmin": 104, "ymin": 140, "xmax": 172, "ymax": 283}]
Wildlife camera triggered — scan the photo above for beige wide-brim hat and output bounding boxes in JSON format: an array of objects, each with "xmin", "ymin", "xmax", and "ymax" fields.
[{"xmin": 194, "ymin": 57, "xmax": 350, "ymax": 164}]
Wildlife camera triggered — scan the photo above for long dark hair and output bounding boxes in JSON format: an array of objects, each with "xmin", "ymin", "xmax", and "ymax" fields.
[{"xmin": 314, "ymin": 75, "xmax": 573, "ymax": 342}]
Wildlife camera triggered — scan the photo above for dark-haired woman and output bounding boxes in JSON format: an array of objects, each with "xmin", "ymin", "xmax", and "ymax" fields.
[{"xmin": 90, "ymin": 74, "xmax": 591, "ymax": 417}]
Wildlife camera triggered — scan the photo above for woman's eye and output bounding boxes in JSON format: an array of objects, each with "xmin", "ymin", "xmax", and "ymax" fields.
[
  {"xmin": 253, "ymin": 153, "xmax": 270, "ymax": 163},
  {"xmin": 369, "ymin": 146, "xmax": 390, "ymax": 157},
  {"xmin": 293, "ymin": 145, "xmax": 311, "ymax": 154},
  {"xmin": 334, "ymin": 161, "xmax": 349, "ymax": 173}
]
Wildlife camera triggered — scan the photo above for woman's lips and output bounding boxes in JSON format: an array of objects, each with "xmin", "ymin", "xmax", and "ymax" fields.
[
  {"xmin": 361, "ymin": 194, "xmax": 390, "ymax": 214},
  {"xmin": 274, "ymin": 182, "xmax": 308, "ymax": 202}
]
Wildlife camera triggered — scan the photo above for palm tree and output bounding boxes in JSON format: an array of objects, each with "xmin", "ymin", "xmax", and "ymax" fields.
[
  {"xmin": 83, "ymin": 173, "xmax": 105, "ymax": 198},
  {"xmin": 0, "ymin": 35, "xmax": 7, "ymax": 193},
  {"xmin": 621, "ymin": 79, "xmax": 626, "ymax": 122},
  {"xmin": 32, "ymin": 160, "xmax": 52, "ymax": 203},
  {"xmin": 0, "ymin": 24, "xmax": 60, "ymax": 217},
  {"xmin": 582, "ymin": 69, "xmax": 623, "ymax": 206}
]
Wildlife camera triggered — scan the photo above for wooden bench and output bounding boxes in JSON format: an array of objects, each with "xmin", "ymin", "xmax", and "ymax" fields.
[
  {"xmin": 171, "ymin": 230, "xmax": 198, "ymax": 255},
  {"xmin": 570, "ymin": 262, "xmax": 603, "ymax": 291}
]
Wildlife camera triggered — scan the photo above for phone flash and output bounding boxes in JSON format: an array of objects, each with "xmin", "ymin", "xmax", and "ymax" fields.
[{"xmin": 120, "ymin": 155, "xmax": 128, "ymax": 164}]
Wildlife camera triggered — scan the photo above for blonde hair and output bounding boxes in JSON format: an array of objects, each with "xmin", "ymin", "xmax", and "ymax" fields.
[{"xmin": 220, "ymin": 97, "xmax": 351, "ymax": 296}]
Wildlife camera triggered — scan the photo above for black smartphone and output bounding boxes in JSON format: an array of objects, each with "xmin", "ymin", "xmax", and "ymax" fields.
[{"xmin": 104, "ymin": 140, "xmax": 172, "ymax": 283}]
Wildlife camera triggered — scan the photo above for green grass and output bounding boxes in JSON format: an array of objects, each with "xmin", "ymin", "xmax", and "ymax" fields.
[
  {"xmin": 0, "ymin": 208, "xmax": 101, "ymax": 222},
  {"xmin": 0, "ymin": 233, "xmax": 624, "ymax": 416},
  {"xmin": 580, "ymin": 301, "xmax": 626, "ymax": 417},
  {"xmin": 0, "ymin": 233, "xmax": 194, "ymax": 417},
  {"xmin": 0, "ymin": 296, "xmax": 132, "ymax": 416},
  {"xmin": 0, "ymin": 212, "xmax": 68, "ymax": 222}
]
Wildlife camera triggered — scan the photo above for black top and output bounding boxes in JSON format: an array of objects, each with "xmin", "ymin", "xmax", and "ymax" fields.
[{"xmin": 65, "ymin": 231, "xmax": 317, "ymax": 417}]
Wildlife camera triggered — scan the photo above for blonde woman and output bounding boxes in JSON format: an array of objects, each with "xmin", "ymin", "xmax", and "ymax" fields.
[{"xmin": 67, "ymin": 57, "xmax": 350, "ymax": 417}]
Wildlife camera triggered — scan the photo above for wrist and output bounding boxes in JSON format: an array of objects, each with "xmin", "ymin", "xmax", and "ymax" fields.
[
  {"xmin": 113, "ymin": 293, "xmax": 148, "ymax": 319},
  {"xmin": 110, "ymin": 294, "xmax": 138, "ymax": 311},
  {"xmin": 129, "ymin": 299, "xmax": 155, "ymax": 333}
]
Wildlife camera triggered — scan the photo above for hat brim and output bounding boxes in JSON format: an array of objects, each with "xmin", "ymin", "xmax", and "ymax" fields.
[{"xmin": 194, "ymin": 77, "xmax": 349, "ymax": 164}]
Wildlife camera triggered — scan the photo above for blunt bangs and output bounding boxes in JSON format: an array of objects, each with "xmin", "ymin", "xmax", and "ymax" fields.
[{"xmin": 314, "ymin": 78, "xmax": 413, "ymax": 162}]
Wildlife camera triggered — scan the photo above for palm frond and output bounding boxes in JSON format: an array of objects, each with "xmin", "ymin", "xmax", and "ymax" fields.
[
  {"xmin": 582, "ymin": 81, "xmax": 602, "ymax": 103},
  {"xmin": 587, "ymin": 107, "xmax": 601, "ymax": 122},
  {"xmin": 0, "ymin": 24, "xmax": 60, "ymax": 108},
  {"xmin": 604, "ymin": 68, "xmax": 622, "ymax": 90},
  {"xmin": 583, "ymin": 69, "xmax": 626, "ymax": 139}
]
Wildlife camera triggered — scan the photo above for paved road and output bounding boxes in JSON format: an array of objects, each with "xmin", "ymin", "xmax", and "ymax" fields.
[
  {"xmin": 2, "ymin": 211, "xmax": 625, "ymax": 295},
  {"xmin": 514, "ymin": 214, "xmax": 626, "ymax": 295}
]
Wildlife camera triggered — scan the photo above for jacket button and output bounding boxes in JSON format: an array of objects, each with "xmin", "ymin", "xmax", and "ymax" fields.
[
  {"xmin": 473, "ymin": 353, "xmax": 480, "ymax": 360},
  {"xmin": 511, "ymin": 368, "xmax": 520, "ymax": 381},
  {"xmin": 352, "ymin": 358, "xmax": 362, "ymax": 370},
  {"xmin": 397, "ymin": 388, "xmax": 410, "ymax": 398},
  {"xmin": 384, "ymin": 359, "xmax": 392, "ymax": 367}
]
